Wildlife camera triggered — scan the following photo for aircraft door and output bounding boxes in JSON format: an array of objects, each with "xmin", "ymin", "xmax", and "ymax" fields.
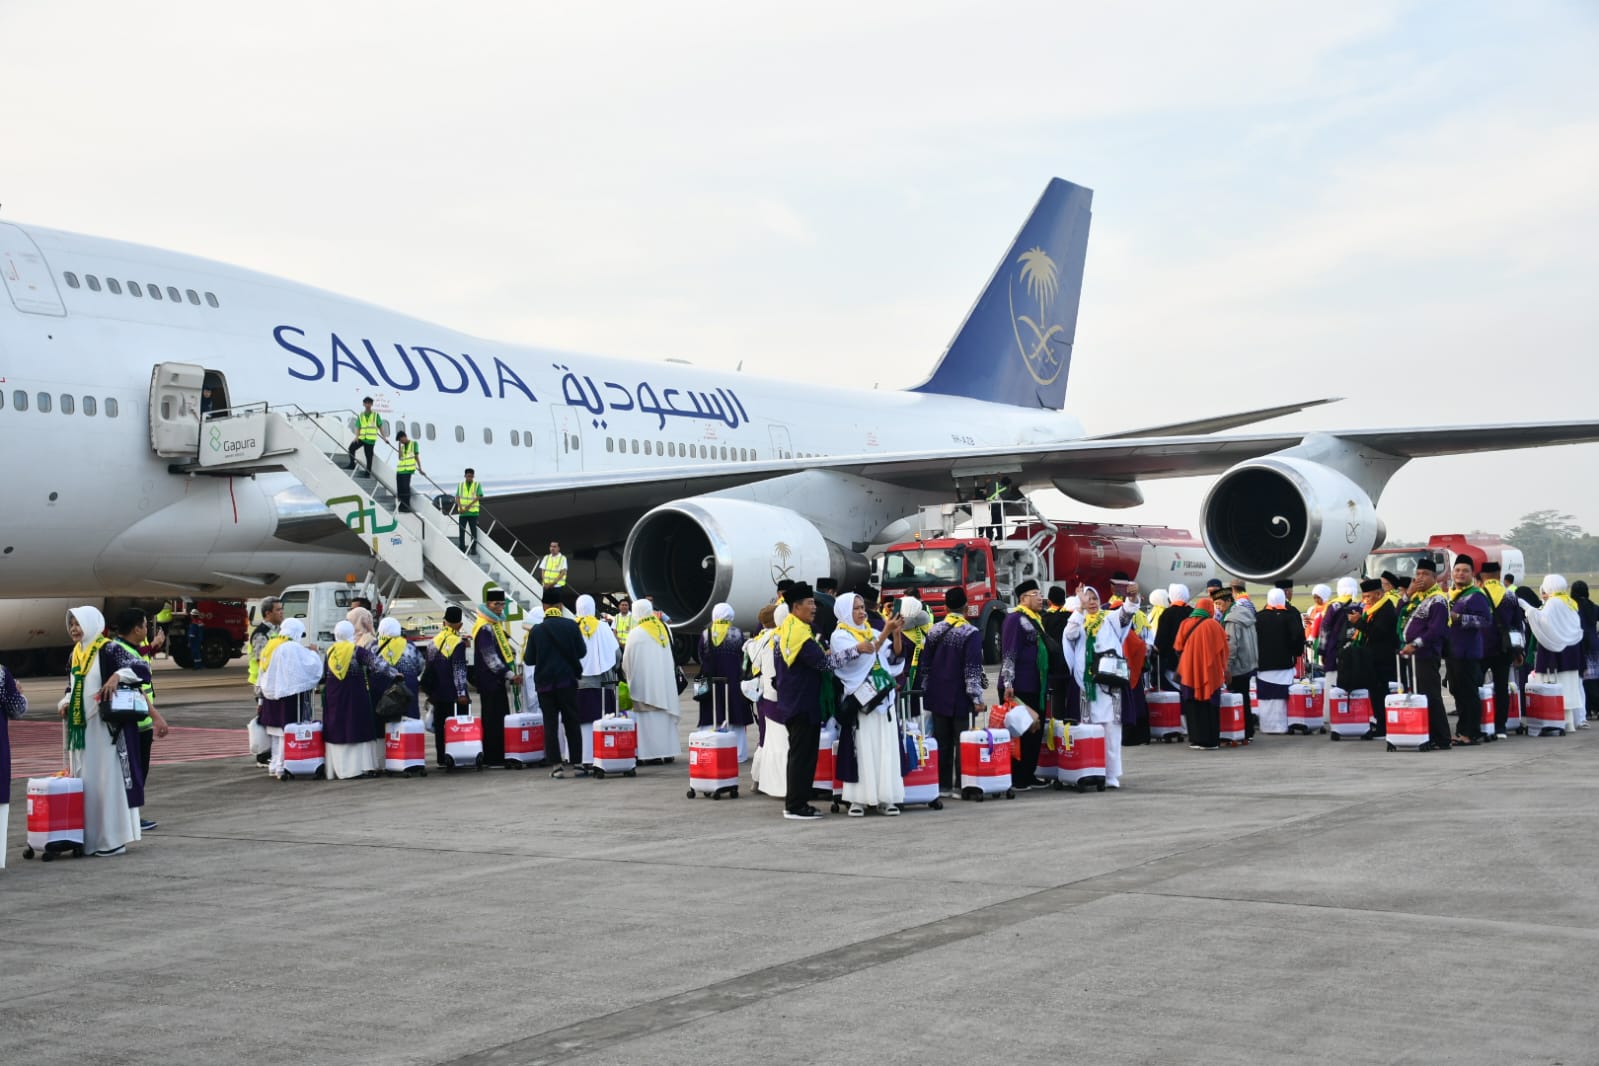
[
  {"xmin": 549, "ymin": 406, "xmax": 584, "ymax": 471},
  {"xmin": 0, "ymin": 223, "xmax": 66, "ymax": 316},
  {"xmin": 150, "ymin": 362, "xmax": 206, "ymax": 457},
  {"xmin": 769, "ymin": 424, "xmax": 793, "ymax": 460}
]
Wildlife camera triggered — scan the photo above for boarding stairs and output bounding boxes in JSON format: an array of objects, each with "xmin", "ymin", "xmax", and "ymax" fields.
[
  {"xmin": 166, "ymin": 402, "xmax": 547, "ymax": 620},
  {"xmin": 908, "ymin": 497, "xmax": 1058, "ymax": 601}
]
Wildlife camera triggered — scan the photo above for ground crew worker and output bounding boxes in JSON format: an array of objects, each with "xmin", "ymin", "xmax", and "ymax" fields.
[
  {"xmin": 394, "ymin": 430, "xmax": 423, "ymax": 512},
  {"xmin": 456, "ymin": 468, "xmax": 483, "ymax": 554},
  {"xmin": 346, "ymin": 396, "xmax": 386, "ymax": 478},
  {"xmin": 154, "ymin": 601, "xmax": 174, "ymax": 654},
  {"xmin": 611, "ymin": 595, "xmax": 635, "ymax": 646},
  {"xmin": 538, "ymin": 541, "xmax": 568, "ymax": 594}
]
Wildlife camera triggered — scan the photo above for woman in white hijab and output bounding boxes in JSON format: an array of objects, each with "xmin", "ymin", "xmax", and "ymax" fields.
[
  {"xmin": 346, "ymin": 606, "xmax": 377, "ymax": 649},
  {"xmin": 321, "ymin": 618, "xmax": 399, "ymax": 778},
  {"xmin": 258, "ymin": 618, "xmax": 324, "ymax": 778},
  {"xmin": 1063, "ymin": 586, "xmax": 1138, "ymax": 789},
  {"xmin": 1524, "ymin": 574, "xmax": 1587, "ymax": 730},
  {"xmin": 696, "ymin": 602, "xmax": 754, "ymax": 762},
  {"xmin": 830, "ymin": 592, "xmax": 907, "ymax": 816},
  {"xmin": 621, "ymin": 598, "xmax": 681, "ymax": 761},
  {"xmin": 570, "ymin": 594, "xmax": 622, "ymax": 766},
  {"xmin": 56, "ymin": 606, "xmax": 149, "ymax": 855},
  {"xmin": 750, "ymin": 602, "xmax": 788, "ymax": 796}
]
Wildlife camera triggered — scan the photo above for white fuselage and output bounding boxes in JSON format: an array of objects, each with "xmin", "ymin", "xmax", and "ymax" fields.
[{"xmin": 0, "ymin": 222, "xmax": 1084, "ymax": 599}]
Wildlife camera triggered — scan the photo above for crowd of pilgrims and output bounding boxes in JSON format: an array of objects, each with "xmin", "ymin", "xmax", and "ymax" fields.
[{"xmin": 5, "ymin": 552, "xmax": 1596, "ymax": 855}]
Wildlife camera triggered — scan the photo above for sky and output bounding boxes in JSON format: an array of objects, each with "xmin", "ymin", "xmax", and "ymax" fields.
[{"xmin": 5, "ymin": 0, "xmax": 1597, "ymax": 543}]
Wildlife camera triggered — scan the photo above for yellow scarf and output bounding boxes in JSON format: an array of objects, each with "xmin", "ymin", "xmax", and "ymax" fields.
[
  {"xmin": 904, "ymin": 622, "xmax": 931, "ymax": 664},
  {"xmin": 544, "ymin": 607, "xmax": 564, "ymax": 618},
  {"xmin": 836, "ymin": 620, "xmax": 875, "ymax": 644},
  {"xmin": 1148, "ymin": 605, "xmax": 1165, "ymax": 631},
  {"xmin": 70, "ymin": 634, "xmax": 108, "ymax": 676},
  {"xmin": 379, "ymin": 636, "xmax": 407, "ymax": 665},
  {"xmin": 472, "ymin": 614, "xmax": 515, "ymax": 664},
  {"xmin": 578, "ymin": 615, "xmax": 600, "ymax": 639},
  {"xmin": 1548, "ymin": 591, "xmax": 1579, "ymax": 614},
  {"xmin": 711, "ymin": 620, "xmax": 731, "ymax": 646},
  {"xmin": 945, "ymin": 613, "xmax": 970, "ymax": 629},
  {"xmin": 433, "ymin": 629, "xmax": 462, "ymax": 657},
  {"xmin": 1449, "ymin": 585, "xmax": 1482, "ymax": 604},
  {"xmin": 1331, "ymin": 593, "xmax": 1354, "ymax": 605},
  {"xmin": 327, "ymin": 641, "xmax": 356, "ymax": 680},
  {"xmin": 778, "ymin": 612, "xmax": 813, "ymax": 666},
  {"xmin": 1013, "ymin": 604, "xmax": 1045, "ymax": 626},
  {"xmin": 259, "ymin": 634, "xmax": 291, "ymax": 675},
  {"xmin": 1082, "ymin": 609, "xmax": 1106, "ymax": 637},
  {"xmin": 1480, "ymin": 579, "xmax": 1506, "ymax": 607},
  {"xmin": 636, "ymin": 615, "xmax": 671, "ymax": 647}
]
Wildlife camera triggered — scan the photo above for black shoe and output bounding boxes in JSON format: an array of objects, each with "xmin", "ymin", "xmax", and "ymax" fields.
[
  {"xmin": 140, "ymin": 818, "xmax": 158, "ymax": 831},
  {"xmin": 1359, "ymin": 730, "xmax": 1380, "ymax": 741},
  {"xmin": 255, "ymin": 751, "xmax": 271, "ymax": 764},
  {"xmin": 784, "ymin": 806, "xmax": 823, "ymax": 821}
]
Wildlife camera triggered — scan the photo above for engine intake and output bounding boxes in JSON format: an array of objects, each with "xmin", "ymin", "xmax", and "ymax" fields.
[
  {"xmin": 624, "ymin": 499, "xmax": 869, "ymax": 630},
  {"xmin": 1201, "ymin": 457, "xmax": 1382, "ymax": 581}
]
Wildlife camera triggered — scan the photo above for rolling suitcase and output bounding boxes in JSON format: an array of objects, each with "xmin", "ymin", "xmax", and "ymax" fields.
[
  {"xmin": 1505, "ymin": 684, "xmax": 1522, "ymax": 734},
  {"xmin": 1477, "ymin": 685, "xmax": 1499, "ymax": 743},
  {"xmin": 899, "ymin": 725, "xmax": 943, "ymax": 811},
  {"xmin": 23, "ymin": 777, "xmax": 86, "ymax": 862},
  {"xmin": 1147, "ymin": 690, "xmax": 1184, "ymax": 742},
  {"xmin": 281, "ymin": 704, "xmax": 326, "ymax": 780},
  {"xmin": 1524, "ymin": 681, "xmax": 1566, "ymax": 736},
  {"xmin": 959, "ymin": 711, "xmax": 1014, "ymax": 802},
  {"xmin": 687, "ymin": 679, "xmax": 740, "ymax": 799},
  {"xmin": 813, "ymin": 719, "xmax": 839, "ymax": 799},
  {"xmin": 1035, "ymin": 718, "xmax": 1061, "ymax": 784},
  {"xmin": 1286, "ymin": 683, "xmax": 1325, "ymax": 734},
  {"xmin": 384, "ymin": 716, "xmax": 429, "ymax": 776},
  {"xmin": 1327, "ymin": 687, "xmax": 1367, "ymax": 740},
  {"xmin": 442, "ymin": 711, "xmax": 485, "ymax": 771},
  {"xmin": 1384, "ymin": 693, "xmax": 1431, "ymax": 751},
  {"xmin": 504, "ymin": 710, "xmax": 546, "ymax": 767},
  {"xmin": 1059, "ymin": 721, "xmax": 1106, "ymax": 792},
  {"xmin": 1219, "ymin": 691, "xmax": 1248, "ymax": 746},
  {"xmin": 593, "ymin": 687, "xmax": 638, "ymax": 777}
]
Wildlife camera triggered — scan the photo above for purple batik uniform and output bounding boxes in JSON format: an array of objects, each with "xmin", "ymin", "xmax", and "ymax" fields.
[{"xmin": 322, "ymin": 645, "xmax": 397, "ymax": 745}]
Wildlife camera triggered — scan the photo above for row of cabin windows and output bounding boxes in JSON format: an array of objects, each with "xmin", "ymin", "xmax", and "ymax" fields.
[
  {"xmin": 603, "ymin": 437, "xmax": 761, "ymax": 462},
  {"xmin": 347, "ymin": 418, "xmax": 540, "ymax": 449},
  {"xmin": 62, "ymin": 271, "xmax": 219, "ymax": 308},
  {"xmin": 1, "ymin": 391, "xmax": 120, "ymax": 417}
]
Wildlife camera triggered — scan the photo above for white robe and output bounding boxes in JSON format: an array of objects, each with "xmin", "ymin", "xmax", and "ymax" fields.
[
  {"xmin": 326, "ymin": 739, "xmax": 381, "ymax": 779},
  {"xmin": 1064, "ymin": 606, "xmax": 1136, "ymax": 788},
  {"xmin": 1524, "ymin": 598, "xmax": 1587, "ymax": 728},
  {"xmin": 622, "ymin": 625, "xmax": 680, "ymax": 759},
  {"xmin": 831, "ymin": 627, "xmax": 906, "ymax": 808},
  {"xmin": 59, "ymin": 656, "xmax": 142, "ymax": 855}
]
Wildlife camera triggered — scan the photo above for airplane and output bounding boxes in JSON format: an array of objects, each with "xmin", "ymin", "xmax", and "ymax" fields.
[{"xmin": 2, "ymin": 177, "xmax": 1596, "ymax": 639}]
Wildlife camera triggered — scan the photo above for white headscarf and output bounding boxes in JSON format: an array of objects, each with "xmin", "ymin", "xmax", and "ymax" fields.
[
  {"xmin": 774, "ymin": 603, "xmax": 790, "ymax": 627},
  {"xmin": 575, "ymin": 594, "xmax": 620, "ymax": 676},
  {"xmin": 1266, "ymin": 589, "xmax": 1288, "ymax": 608},
  {"xmin": 898, "ymin": 595, "xmax": 925, "ymax": 628},
  {"xmin": 1336, "ymin": 577, "xmax": 1360, "ymax": 598},
  {"xmin": 334, "ymin": 620, "xmax": 356, "ymax": 643},
  {"xmin": 261, "ymin": 618, "xmax": 324, "ymax": 698},
  {"xmin": 833, "ymin": 592, "xmax": 862, "ymax": 626},
  {"xmin": 1065, "ymin": 596, "xmax": 1081, "ymax": 612},
  {"xmin": 1149, "ymin": 589, "xmax": 1170, "ymax": 609},
  {"xmin": 68, "ymin": 605, "xmax": 106, "ymax": 647},
  {"xmin": 1168, "ymin": 584, "xmax": 1191, "ymax": 604},
  {"xmin": 378, "ymin": 617, "xmax": 403, "ymax": 638},
  {"xmin": 712, "ymin": 603, "xmax": 735, "ymax": 624},
  {"xmin": 633, "ymin": 599, "xmax": 654, "ymax": 621},
  {"xmin": 1527, "ymin": 574, "xmax": 1583, "ymax": 651},
  {"xmin": 1312, "ymin": 584, "xmax": 1332, "ymax": 603}
]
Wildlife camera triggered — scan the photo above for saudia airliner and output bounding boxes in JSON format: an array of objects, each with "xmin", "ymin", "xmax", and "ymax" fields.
[{"xmin": 1, "ymin": 178, "xmax": 1595, "ymax": 631}]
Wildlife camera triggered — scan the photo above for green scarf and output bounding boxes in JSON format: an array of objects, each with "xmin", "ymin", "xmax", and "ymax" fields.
[
  {"xmin": 1081, "ymin": 610, "xmax": 1105, "ymax": 703},
  {"xmin": 67, "ymin": 636, "xmax": 108, "ymax": 751}
]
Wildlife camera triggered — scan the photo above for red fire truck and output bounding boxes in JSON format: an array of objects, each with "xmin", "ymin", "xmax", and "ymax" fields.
[
  {"xmin": 165, "ymin": 598, "xmax": 250, "ymax": 669},
  {"xmin": 876, "ymin": 501, "xmax": 1216, "ymax": 663}
]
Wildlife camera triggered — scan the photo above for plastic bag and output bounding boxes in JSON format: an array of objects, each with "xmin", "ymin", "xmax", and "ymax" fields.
[
  {"xmin": 616, "ymin": 681, "xmax": 633, "ymax": 712},
  {"xmin": 247, "ymin": 715, "xmax": 271, "ymax": 756}
]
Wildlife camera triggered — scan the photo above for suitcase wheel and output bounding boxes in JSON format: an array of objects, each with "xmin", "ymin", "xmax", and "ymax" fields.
[
  {"xmin": 474, "ymin": 755, "xmax": 485, "ymax": 771},
  {"xmin": 1075, "ymin": 781, "xmax": 1087, "ymax": 794},
  {"xmin": 1386, "ymin": 742, "xmax": 1396, "ymax": 752},
  {"xmin": 711, "ymin": 791, "xmax": 722, "ymax": 800},
  {"xmin": 830, "ymin": 799, "xmax": 841, "ymax": 812},
  {"xmin": 727, "ymin": 787, "xmax": 739, "ymax": 799},
  {"xmin": 1005, "ymin": 789, "xmax": 1015, "ymax": 799},
  {"xmin": 41, "ymin": 851, "xmax": 56, "ymax": 862},
  {"xmin": 593, "ymin": 769, "xmax": 606, "ymax": 779},
  {"xmin": 1330, "ymin": 733, "xmax": 1341, "ymax": 741},
  {"xmin": 1095, "ymin": 783, "xmax": 1105, "ymax": 793},
  {"xmin": 623, "ymin": 769, "xmax": 636, "ymax": 778},
  {"xmin": 313, "ymin": 766, "xmax": 326, "ymax": 780},
  {"xmin": 686, "ymin": 789, "xmax": 697, "ymax": 799},
  {"xmin": 1053, "ymin": 780, "xmax": 1065, "ymax": 791},
  {"xmin": 22, "ymin": 845, "xmax": 34, "ymax": 860},
  {"xmin": 928, "ymin": 799, "xmax": 943, "ymax": 810},
  {"xmin": 1318, "ymin": 727, "xmax": 1327, "ymax": 734}
]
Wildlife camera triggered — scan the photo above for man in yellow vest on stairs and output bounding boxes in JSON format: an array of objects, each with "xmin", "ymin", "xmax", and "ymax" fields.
[
  {"xmin": 394, "ymin": 429, "xmax": 423, "ymax": 513},
  {"xmin": 538, "ymin": 541, "xmax": 568, "ymax": 595},
  {"xmin": 456, "ymin": 467, "xmax": 483, "ymax": 554},
  {"xmin": 346, "ymin": 396, "xmax": 387, "ymax": 478}
]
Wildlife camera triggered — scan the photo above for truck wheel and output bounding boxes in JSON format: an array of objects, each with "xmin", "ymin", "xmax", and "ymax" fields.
[
  {"xmin": 982, "ymin": 614, "xmax": 1003, "ymax": 666},
  {"xmin": 202, "ymin": 633, "xmax": 234, "ymax": 670},
  {"xmin": 170, "ymin": 642, "xmax": 194, "ymax": 669}
]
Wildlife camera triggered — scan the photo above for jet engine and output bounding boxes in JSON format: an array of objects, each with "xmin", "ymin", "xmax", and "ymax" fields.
[
  {"xmin": 624, "ymin": 499, "xmax": 870, "ymax": 630},
  {"xmin": 1201, "ymin": 456, "xmax": 1384, "ymax": 581}
]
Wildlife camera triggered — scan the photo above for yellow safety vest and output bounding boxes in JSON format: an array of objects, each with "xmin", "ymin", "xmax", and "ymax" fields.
[
  {"xmin": 357, "ymin": 410, "xmax": 382, "ymax": 443},
  {"xmin": 155, "ymin": 604, "xmax": 173, "ymax": 624},
  {"xmin": 113, "ymin": 638, "xmax": 156, "ymax": 729},
  {"xmin": 541, "ymin": 554, "xmax": 567, "ymax": 587},
  {"xmin": 396, "ymin": 440, "xmax": 418, "ymax": 473},
  {"xmin": 456, "ymin": 480, "xmax": 482, "ymax": 516},
  {"xmin": 614, "ymin": 614, "xmax": 634, "ymax": 645}
]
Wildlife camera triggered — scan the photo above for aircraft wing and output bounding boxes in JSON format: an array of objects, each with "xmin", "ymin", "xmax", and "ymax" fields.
[
  {"xmin": 473, "ymin": 419, "xmax": 1599, "ymax": 548},
  {"xmin": 1088, "ymin": 397, "xmax": 1342, "ymax": 439}
]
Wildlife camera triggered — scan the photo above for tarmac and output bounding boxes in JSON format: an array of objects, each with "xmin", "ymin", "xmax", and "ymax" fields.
[{"xmin": 3, "ymin": 663, "xmax": 1597, "ymax": 1065}]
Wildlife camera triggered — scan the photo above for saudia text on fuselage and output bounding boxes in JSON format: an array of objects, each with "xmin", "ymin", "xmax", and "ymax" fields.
[{"xmin": 272, "ymin": 325, "xmax": 754, "ymax": 432}]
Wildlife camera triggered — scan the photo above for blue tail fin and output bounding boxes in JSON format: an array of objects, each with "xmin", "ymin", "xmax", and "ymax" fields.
[{"xmin": 909, "ymin": 178, "xmax": 1092, "ymax": 410}]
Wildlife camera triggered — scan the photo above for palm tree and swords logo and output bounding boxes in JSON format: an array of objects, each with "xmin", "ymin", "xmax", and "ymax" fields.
[{"xmin": 1009, "ymin": 246, "xmax": 1067, "ymax": 386}]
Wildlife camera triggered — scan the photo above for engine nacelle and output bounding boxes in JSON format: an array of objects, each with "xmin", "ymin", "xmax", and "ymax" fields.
[
  {"xmin": 624, "ymin": 499, "xmax": 870, "ymax": 630},
  {"xmin": 1201, "ymin": 457, "xmax": 1384, "ymax": 581}
]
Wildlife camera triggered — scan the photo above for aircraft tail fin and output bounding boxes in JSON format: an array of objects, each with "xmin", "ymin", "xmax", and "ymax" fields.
[{"xmin": 908, "ymin": 178, "xmax": 1092, "ymax": 410}]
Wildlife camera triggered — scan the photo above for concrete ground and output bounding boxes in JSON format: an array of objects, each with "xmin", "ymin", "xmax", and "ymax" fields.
[{"xmin": 3, "ymin": 665, "xmax": 1596, "ymax": 1065}]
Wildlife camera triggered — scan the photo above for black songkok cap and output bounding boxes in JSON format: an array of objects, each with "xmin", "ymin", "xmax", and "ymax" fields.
[
  {"xmin": 1414, "ymin": 557, "xmax": 1437, "ymax": 574},
  {"xmin": 1455, "ymin": 554, "xmax": 1476, "ymax": 570},
  {"xmin": 783, "ymin": 582, "xmax": 815, "ymax": 606},
  {"xmin": 1359, "ymin": 578, "xmax": 1382, "ymax": 593},
  {"xmin": 1274, "ymin": 579, "xmax": 1295, "ymax": 591},
  {"xmin": 1380, "ymin": 571, "xmax": 1399, "ymax": 586},
  {"xmin": 1048, "ymin": 585, "xmax": 1067, "ymax": 606},
  {"xmin": 443, "ymin": 605, "xmax": 463, "ymax": 623},
  {"xmin": 857, "ymin": 586, "xmax": 880, "ymax": 607},
  {"xmin": 945, "ymin": 587, "xmax": 968, "ymax": 612},
  {"xmin": 485, "ymin": 588, "xmax": 507, "ymax": 603},
  {"xmin": 1015, "ymin": 579, "xmax": 1039, "ymax": 598},
  {"xmin": 1480, "ymin": 561, "xmax": 1501, "ymax": 574}
]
